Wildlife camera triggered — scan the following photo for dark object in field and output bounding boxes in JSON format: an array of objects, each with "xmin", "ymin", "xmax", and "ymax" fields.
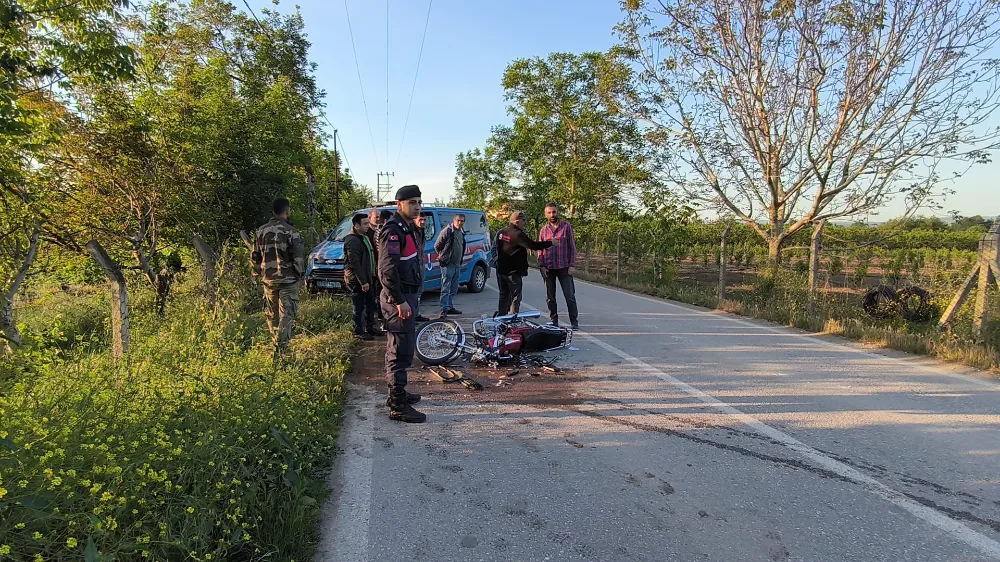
[
  {"xmin": 863, "ymin": 284, "xmax": 934, "ymax": 322},
  {"xmin": 897, "ymin": 286, "xmax": 934, "ymax": 322},
  {"xmin": 863, "ymin": 285, "xmax": 899, "ymax": 319}
]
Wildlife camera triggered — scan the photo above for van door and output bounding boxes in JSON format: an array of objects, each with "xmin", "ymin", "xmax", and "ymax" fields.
[{"xmin": 420, "ymin": 211, "xmax": 439, "ymax": 291}]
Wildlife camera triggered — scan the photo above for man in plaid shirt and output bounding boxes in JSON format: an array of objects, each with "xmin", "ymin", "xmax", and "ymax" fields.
[{"xmin": 537, "ymin": 202, "xmax": 579, "ymax": 330}]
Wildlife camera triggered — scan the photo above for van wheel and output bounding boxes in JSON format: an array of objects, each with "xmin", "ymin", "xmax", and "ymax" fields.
[{"xmin": 467, "ymin": 264, "xmax": 487, "ymax": 293}]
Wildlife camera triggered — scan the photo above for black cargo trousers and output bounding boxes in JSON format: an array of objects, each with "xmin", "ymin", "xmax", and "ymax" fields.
[{"xmin": 381, "ymin": 288, "xmax": 419, "ymax": 395}]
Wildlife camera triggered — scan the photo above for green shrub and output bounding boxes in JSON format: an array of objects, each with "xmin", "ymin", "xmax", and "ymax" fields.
[{"xmin": 0, "ymin": 287, "xmax": 353, "ymax": 561}]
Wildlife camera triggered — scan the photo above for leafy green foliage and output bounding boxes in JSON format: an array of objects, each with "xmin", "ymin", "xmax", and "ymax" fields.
[
  {"xmin": 455, "ymin": 51, "xmax": 658, "ymax": 220},
  {"xmin": 0, "ymin": 279, "xmax": 353, "ymax": 561}
]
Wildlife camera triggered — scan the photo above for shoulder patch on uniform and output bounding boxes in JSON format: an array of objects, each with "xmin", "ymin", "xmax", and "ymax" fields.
[{"xmin": 390, "ymin": 234, "xmax": 399, "ymax": 241}]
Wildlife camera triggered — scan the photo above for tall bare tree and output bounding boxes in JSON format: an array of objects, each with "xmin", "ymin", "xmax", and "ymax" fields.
[{"xmin": 616, "ymin": 0, "xmax": 1000, "ymax": 268}]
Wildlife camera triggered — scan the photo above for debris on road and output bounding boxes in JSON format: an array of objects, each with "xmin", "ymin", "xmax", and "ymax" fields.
[
  {"xmin": 460, "ymin": 378, "xmax": 484, "ymax": 391},
  {"xmin": 429, "ymin": 367, "xmax": 484, "ymax": 391}
]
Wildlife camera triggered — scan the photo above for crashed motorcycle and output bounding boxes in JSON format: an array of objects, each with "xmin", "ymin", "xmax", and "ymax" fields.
[{"xmin": 415, "ymin": 310, "xmax": 572, "ymax": 366}]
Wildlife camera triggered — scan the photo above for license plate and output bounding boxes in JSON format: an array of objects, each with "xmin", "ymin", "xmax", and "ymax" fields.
[{"xmin": 317, "ymin": 281, "xmax": 341, "ymax": 289}]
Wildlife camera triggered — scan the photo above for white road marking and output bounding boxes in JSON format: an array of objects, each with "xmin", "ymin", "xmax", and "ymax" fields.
[
  {"xmin": 316, "ymin": 384, "xmax": 376, "ymax": 562},
  {"xmin": 487, "ymin": 280, "xmax": 1000, "ymax": 558},
  {"xmin": 573, "ymin": 276, "xmax": 998, "ymax": 389}
]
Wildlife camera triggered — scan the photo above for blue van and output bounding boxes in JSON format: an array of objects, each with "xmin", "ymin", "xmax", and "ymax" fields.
[{"xmin": 305, "ymin": 206, "xmax": 492, "ymax": 295}]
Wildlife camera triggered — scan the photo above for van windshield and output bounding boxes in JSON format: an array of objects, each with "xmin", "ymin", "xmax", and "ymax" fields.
[{"xmin": 327, "ymin": 216, "xmax": 355, "ymax": 242}]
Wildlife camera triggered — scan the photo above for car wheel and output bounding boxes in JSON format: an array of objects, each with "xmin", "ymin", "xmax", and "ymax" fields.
[{"xmin": 467, "ymin": 264, "xmax": 487, "ymax": 293}]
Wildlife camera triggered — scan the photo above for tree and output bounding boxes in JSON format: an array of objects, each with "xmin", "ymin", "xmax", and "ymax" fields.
[
  {"xmin": 616, "ymin": 0, "xmax": 1000, "ymax": 270},
  {"xmin": 950, "ymin": 214, "xmax": 993, "ymax": 232},
  {"xmin": 495, "ymin": 52, "xmax": 654, "ymax": 219},
  {"xmin": 1, "ymin": 0, "xmax": 136, "ymax": 347},
  {"xmin": 135, "ymin": 0, "xmax": 325, "ymax": 247},
  {"xmin": 309, "ymin": 146, "xmax": 370, "ymax": 234},
  {"xmin": 46, "ymin": 0, "xmax": 329, "ymax": 313},
  {"xmin": 880, "ymin": 215, "xmax": 950, "ymax": 231},
  {"xmin": 452, "ymin": 144, "xmax": 519, "ymax": 211}
]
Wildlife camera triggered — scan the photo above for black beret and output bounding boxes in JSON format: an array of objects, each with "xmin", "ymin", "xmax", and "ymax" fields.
[{"xmin": 395, "ymin": 184, "xmax": 421, "ymax": 201}]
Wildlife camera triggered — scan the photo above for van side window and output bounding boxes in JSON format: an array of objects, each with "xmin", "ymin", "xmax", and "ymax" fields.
[
  {"xmin": 437, "ymin": 211, "xmax": 487, "ymax": 238},
  {"xmin": 466, "ymin": 213, "xmax": 489, "ymax": 238},
  {"xmin": 437, "ymin": 212, "xmax": 455, "ymax": 231},
  {"xmin": 421, "ymin": 212, "xmax": 436, "ymax": 242}
]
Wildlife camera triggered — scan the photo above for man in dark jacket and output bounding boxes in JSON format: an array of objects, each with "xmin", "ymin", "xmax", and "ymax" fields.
[
  {"xmin": 367, "ymin": 209, "xmax": 394, "ymax": 330},
  {"xmin": 378, "ymin": 185, "xmax": 426, "ymax": 423},
  {"xmin": 412, "ymin": 213, "xmax": 431, "ymax": 322},
  {"xmin": 344, "ymin": 213, "xmax": 378, "ymax": 340},
  {"xmin": 433, "ymin": 214, "xmax": 466, "ymax": 318},
  {"xmin": 496, "ymin": 210, "xmax": 553, "ymax": 316}
]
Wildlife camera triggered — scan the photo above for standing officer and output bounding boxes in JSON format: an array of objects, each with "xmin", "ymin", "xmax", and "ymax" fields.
[
  {"xmin": 378, "ymin": 185, "xmax": 426, "ymax": 423},
  {"xmin": 251, "ymin": 197, "xmax": 305, "ymax": 358}
]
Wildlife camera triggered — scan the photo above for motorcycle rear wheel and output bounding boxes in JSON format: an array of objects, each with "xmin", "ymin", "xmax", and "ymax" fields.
[{"xmin": 415, "ymin": 319, "xmax": 465, "ymax": 366}]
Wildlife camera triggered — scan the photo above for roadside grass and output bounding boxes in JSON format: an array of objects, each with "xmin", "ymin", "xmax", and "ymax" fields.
[{"xmin": 0, "ymin": 278, "xmax": 355, "ymax": 561}]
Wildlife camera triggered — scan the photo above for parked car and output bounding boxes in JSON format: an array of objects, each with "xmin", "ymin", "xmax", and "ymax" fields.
[{"xmin": 305, "ymin": 205, "xmax": 492, "ymax": 294}]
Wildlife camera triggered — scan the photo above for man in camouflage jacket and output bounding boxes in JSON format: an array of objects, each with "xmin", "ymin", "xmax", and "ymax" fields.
[{"xmin": 251, "ymin": 197, "xmax": 305, "ymax": 355}]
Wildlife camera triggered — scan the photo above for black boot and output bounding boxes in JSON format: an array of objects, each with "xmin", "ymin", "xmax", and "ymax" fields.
[
  {"xmin": 384, "ymin": 392, "xmax": 421, "ymax": 406},
  {"xmin": 388, "ymin": 392, "xmax": 426, "ymax": 423}
]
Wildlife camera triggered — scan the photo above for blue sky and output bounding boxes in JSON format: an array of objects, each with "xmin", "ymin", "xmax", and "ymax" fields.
[
  {"xmin": 246, "ymin": 0, "xmax": 997, "ymax": 220},
  {"xmin": 246, "ymin": 0, "xmax": 623, "ymax": 205}
]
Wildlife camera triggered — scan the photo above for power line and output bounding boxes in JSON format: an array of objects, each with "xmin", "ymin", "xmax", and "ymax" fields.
[
  {"xmin": 385, "ymin": 0, "xmax": 389, "ymax": 163},
  {"xmin": 343, "ymin": 0, "xmax": 382, "ymax": 171},
  {"xmin": 394, "ymin": 0, "xmax": 433, "ymax": 172},
  {"xmin": 241, "ymin": 0, "xmax": 265, "ymax": 29}
]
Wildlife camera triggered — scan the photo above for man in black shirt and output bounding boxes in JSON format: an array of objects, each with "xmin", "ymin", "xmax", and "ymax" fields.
[{"xmin": 495, "ymin": 211, "xmax": 553, "ymax": 316}]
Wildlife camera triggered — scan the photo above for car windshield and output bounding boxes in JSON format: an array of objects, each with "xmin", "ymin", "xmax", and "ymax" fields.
[{"xmin": 327, "ymin": 216, "xmax": 355, "ymax": 242}]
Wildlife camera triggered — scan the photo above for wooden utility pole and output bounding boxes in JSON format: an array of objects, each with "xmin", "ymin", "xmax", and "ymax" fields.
[
  {"xmin": 305, "ymin": 166, "xmax": 316, "ymax": 230},
  {"xmin": 718, "ymin": 225, "xmax": 730, "ymax": 301},
  {"xmin": 334, "ymin": 129, "xmax": 342, "ymax": 222},
  {"xmin": 808, "ymin": 220, "xmax": 826, "ymax": 316},
  {"xmin": 938, "ymin": 221, "xmax": 1000, "ymax": 332}
]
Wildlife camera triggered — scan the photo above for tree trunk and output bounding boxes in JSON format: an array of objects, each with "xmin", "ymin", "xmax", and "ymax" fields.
[
  {"xmin": 153, "ymin": 270, "xmax": 171, "ymax": 316},
  {"xmin": 192, "ymin": 235, "xmax": 219, "ymax": 309},
  {"xmin": 616, "ymin": 226, "xmax": 626, "ymax": 282},
  {"xmin": 807, "ymin": 220, "xmax": 825, "ymax": 317},
  {"xmin": 568, "ymin": 173, "xmax": 576, "ymax": 219},
  {"xmin": 86, "ymin": 240, "xmax": 129, "ymax": 362},
  {"xmin": 132, "ymin": 246, "xmax": 171, "ymax": 316},
  {"xmin": 766, "ymin": 237, "xmax": 784, "ymax": 277},
  {"xmin": 2, "ymin": 223, "xmax": 41, "ymax": 352},
  {"xmin": 239, "ymin": 230, "xmax": 254, "ymax": 251}
]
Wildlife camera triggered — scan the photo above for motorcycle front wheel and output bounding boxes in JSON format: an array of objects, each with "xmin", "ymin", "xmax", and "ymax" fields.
[{"xmin": 415, "ymin": 319, "xmax": 465, "ymax": 366}]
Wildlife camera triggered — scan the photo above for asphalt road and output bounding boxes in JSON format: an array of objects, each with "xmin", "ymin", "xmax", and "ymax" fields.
[{"xmin": 316, "ymin": 271, "xmax": 1000, "ymax": 562}]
